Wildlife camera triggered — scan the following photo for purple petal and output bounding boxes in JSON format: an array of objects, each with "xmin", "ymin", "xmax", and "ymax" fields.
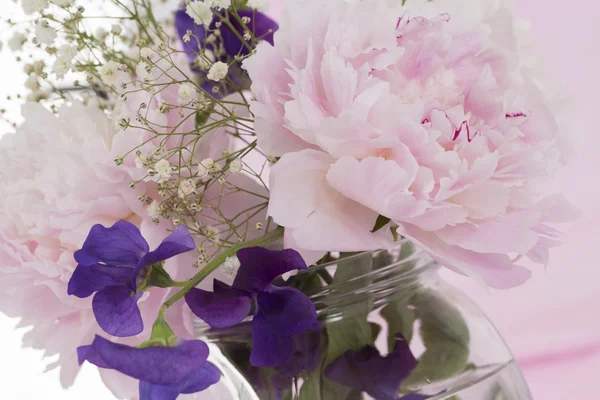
[
  {"xmin": 185, "ymin": 282, "xmax": 252, "ymax": 329},
  {"xmin": 82, "ymin": 336, "xmax": 209, "ymax": 385},
  {"xmin": 250, "ymin": 312, "xmax": 295, "ymax": 367},
  {"xmin": 68, "ymin": 263, "xmax": 135, "ymax": 298},
  {"xmin": 220, "ymin": 9, "xmax": 277, "ymax": 58},
  {"xmin": 324, "ymin": 336, "xmax": 418, "ymax": 400},
  {"xmin": 256, "ymin": 286, "xmax": 320, "ymax": 336},
  {"xmin": 234, "ymin": 247, "xmax": 308, "ymax": 293},
  {"xmin": 139, "ymin": 381, "xmax": 180, "ymax": 400},
  {"xmin": 74, "ymin": 221, "xmax": 149, "ymax": 267},
  {"xmin": 138, "ymin": 362, "xmax": 220, "ymax": 400},
  {"xmin": 77, "ymin": 345, "xmax": 109, "ymax": 368},
  {"xmin": 92, "ymin": 286, "xmax": 143, "ymax": 337},
  {"xmin": 174, "ymin": 9, "xmax": 207, "ymax": 61},
  {"xmin": 138, "ymin": 225, "xmax": 196, "ymax": 268},
  {"xmin": 180, "ymin": 361, "xmax": 221, "ymax": 393},
  {"xmin": 278, "ymin": 330, "xmax": 322, "ymax": 377}
]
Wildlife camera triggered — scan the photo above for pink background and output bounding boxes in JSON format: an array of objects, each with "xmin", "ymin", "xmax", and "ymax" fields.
[{"xmin": 456, "ymin": 1, "xmax": 600, "ymax": 397}]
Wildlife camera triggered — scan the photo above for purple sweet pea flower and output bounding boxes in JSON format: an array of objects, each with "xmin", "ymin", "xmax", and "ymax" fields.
[
  {"xmin": 67, "ymin": 221, "xmax": 195, "ymax": 337},
  {"xmin": 79, "ymin": 335, "xmax": 220, "ymax": 400},
  {"xmin": 174, "ymin": 7, "xmax": 278, "ymax": 96},
  {"xmin": 185, "ymin": 247, "xmax": 321, "ymax": 367},
  {"xmin": 324, "ymin": 335, "xmax": 428, "ymax": 400}
]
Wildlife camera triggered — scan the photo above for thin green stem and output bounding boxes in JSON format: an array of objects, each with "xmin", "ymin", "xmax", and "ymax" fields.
[{"xmin": 159, "ymin": 228, "xmax": 284, "ymax": 316}]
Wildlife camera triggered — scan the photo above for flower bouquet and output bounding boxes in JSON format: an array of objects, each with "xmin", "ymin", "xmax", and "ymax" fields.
[{"xmin": 0, "ymin": 0, "xmax": 578, "ymax": 399}]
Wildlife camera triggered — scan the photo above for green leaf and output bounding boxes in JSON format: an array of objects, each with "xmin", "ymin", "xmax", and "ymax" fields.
[
  {"xmin": 401, "ymin": 290, "xmax": 471, "ymax": 389},
  {"xmin": 195, "ymin": 104, "xmax": 215, "ymax": 128},
  {"xmin": 146, "ymin": 262, "xmax": 175, "ymax": 288},
  {"xmin": 381, "ymin": 300, "xmax": 415, "ymax": 352},
  {"xmin": 370, "ymin": 214, "xmax": 391, "ymax": 233},
  {"xmin": 324, "ymin": 254, "xmax": 374, "ymax": 362}
]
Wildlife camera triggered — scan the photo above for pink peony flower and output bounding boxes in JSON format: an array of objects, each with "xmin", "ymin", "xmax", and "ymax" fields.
[
  {"xmin": 245, "ymin": 0, "xmax": 579, "ymax": 288},
  {"xmin": 0, "ymin": 100, "xmax": 264, "ymax": 399}
]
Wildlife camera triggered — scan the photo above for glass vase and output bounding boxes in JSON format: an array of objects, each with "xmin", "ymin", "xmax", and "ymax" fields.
[{"xmin": 196, "ymin": 242, "xmax": 533, "ymax": 400}]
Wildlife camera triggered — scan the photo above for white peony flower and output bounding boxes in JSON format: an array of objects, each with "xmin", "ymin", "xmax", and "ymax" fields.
[
  {"xmin": 185, "ymin": 1, "xmax": 213, "ymax": 26},
  {"xmin": 207, "ymin": 61, "xmax": 228, "ymax": 82}
]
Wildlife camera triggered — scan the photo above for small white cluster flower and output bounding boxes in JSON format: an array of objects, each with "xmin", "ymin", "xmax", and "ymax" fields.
[
  {"xmin": 247, "ymin": 0, "xmax": 270, "ymax": 12},
  {"xmin": 182, "ymin": 31, "xmax": 191, "ymax": 43},
  {"xmin": 96, "ymin": 27, "xmax": 109, "ymax": 42},
  {"xmin": 24, "ymin": 76, "xmax": 40, "ymax": 91},
  {"xmin": 185, "ymin": 1, "xmax": 213, "ymax": 27},
  {"xmin": 229, "ymin": 159, "xmax": 242, "ymax": 173},
  {"xmin": 221, "ymin": 256, "xmax": 240, "ymax": 277},
  {"xmin": 135, "ymin": 152, "xmax": 151, "ymax": 169},
  {"xmin": 140, "ymin": 47, "xmax": 153, "ymax": 59},
  {"xmin": 197, "ymin": 158, "xmax": 216, "ymax": 179},
  {"xmin": 52, "ymin": 44, "xmax": 78, "ymax": 79},
  {"xmin": 49, "ymin": 0, "xmax": 74, "ymax": 6},
  {"xmin": 197, "ymin": 49, "xmax": 216, "ymax": 71},
  {"xmin": 178, "ymin": 179, "xmax": 197, "ymax": 198},
  {"xmin": 136, "ymin": 61, "xmax": 152, "ymax": 80},
  {"xmin": 147, "ymin": 200, "xmax": 162, "ymax": 220},
  {"xmin": 34, "ymin": 22, "xmax": 57, "ymax": 45},
  {"xmin": 22, "ymin": 0, "xmax": 48, "ymax": 15},
  {"xmin": 111, "ymin": 24, "xmax": 122, "ymax": 35},
  {"xmin": 7, "ymin": 32, "xmax": 27, "ymax": 52},
  {"xmin": 153, "ymin": 159, "xmax": 174, "ymax": 182},
  {"xmin": 178, "ymin": 83, "xmax": 197, "ymax": 104},
  {"xmin": 205, "ymin": 225, "xmax": 221, "ymax": 243},
  {"xmin": 99, "ymin": 61, "xmax": 126, "ymax": 87},
  {"xmin": 207, "ymin": 61, "xmax": 228, "ymax": 82},
  {"xmin": 207, "ymin": 0, "xmax": 231, "ymax": 10}
]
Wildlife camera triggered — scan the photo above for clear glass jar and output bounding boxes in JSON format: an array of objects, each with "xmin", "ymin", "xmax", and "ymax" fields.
[{"xmin": 196, "ymin": 242, "xmax": 533, "ymax": 400}]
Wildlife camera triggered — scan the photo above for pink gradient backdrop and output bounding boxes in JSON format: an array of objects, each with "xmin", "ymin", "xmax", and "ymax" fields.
[
  {"xmin": 453, "ymin": 1, "xmax": 600, "ymax": 398},
  {"xmin": 266, "ymin": 1, "xmax": 598, "ymax": 398}
]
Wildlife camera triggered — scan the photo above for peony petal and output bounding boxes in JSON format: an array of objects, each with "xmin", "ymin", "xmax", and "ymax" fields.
[
  {"xmin": 250, "ymin": 313, "xmax": 295, "ymax": 367},
  {"xmin": 92, "ymin": 286, "xmax": 144, "ymax": 337},
  {"xmin": 68, "ymin": 263, "xmax": 135, "ymax": 298},
  {"xmin": 327, "ymin": 155, "xmax": 425, "ymax": 221},
  {"xmin": 437, "ymin": 210, "xmax": 541, "ymax": 254},
  {"xmin": 268, "ymin": 149, "xmax": 336, "ymax": 228},
  {"xmin": 185, "ymin": 284, "xmax": 252, "ymax": 329},
  {"xmin": 234, "ymin": 247, "xmax": 308, "ymax": 293},
  {"xmin": 398, "ymin": 224, "xmax": 532, "ymax": 289},
  {"xmin": 74, "ymin": 221, "xmax": 149, "ymax": 267}
]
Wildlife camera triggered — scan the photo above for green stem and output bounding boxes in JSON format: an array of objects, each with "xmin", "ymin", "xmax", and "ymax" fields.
[{"xmin": 159, "ymin": 228, "xmax": 284, "ymax": 316}]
